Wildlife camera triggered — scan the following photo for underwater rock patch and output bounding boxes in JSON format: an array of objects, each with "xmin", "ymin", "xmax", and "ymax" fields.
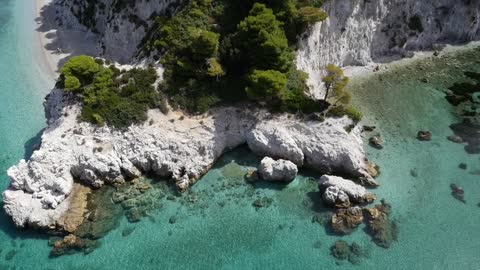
[
  {"xmin": 330, "ymin": 240, "xmax": 369, "ymax": 265},
  {"xmin": 331, "ymin": 206, "xmax": 364, "ymax": 235},
  {"xmin": 51, "ymin": 234, "xmax": 99, "ymax": 256},
  {"xmin": 364, "ymin": 200, "xmax": 398, "ymax": 248}
]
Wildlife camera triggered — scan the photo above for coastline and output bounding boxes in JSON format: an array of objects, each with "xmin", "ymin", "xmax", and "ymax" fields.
[{"xmin": 344, "ymin": 41, "xmax": 480, "ymax": 78}]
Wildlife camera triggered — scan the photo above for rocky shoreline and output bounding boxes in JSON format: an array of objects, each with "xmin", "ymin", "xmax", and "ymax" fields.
[{"xmin": 3, "ymin": 87, "xmax": 376, "ymax": 232}]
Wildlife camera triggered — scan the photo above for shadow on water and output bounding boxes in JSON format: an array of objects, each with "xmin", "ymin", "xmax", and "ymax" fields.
[{"xmin": 23, "ymin": 128, "xmax": 45, "ymax": 160}]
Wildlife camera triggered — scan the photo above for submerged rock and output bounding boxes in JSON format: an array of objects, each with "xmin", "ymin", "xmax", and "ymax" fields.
[
  {"xmin": 257, "ymin": 157, "xmax": 298, "ymax": 182},
  {"xmin": 417, "ymin": 131, "xmax": 432, "ymax": 141},
  {"xmin": 459, "ymin": 163, "xmax": 467, "ymax": 170},
  {"xmin": 319, "ymin": 175, "xmax": 376, "ymax": 205},
  {"xmin": 331, "ymin": 206, "xmax": 364, "ymax": 235},
  {"xmin": 4, "ymin": 250, "xmax": 16, "ymax": 261},
  {"xmin": 330, "ymin": 240, "xmax": 368, "ymax": 265},
  {"xmin": 450, "ymin": 184, "xmax": 466, "ymax": 203},
  {"xmin": 369, "ymin": 136, "xmax": 383, "ymax": 149},
  {"xmin": 51, "ymin": 234, "xmax": 98, "ymax": 256},
  {"xmin": 252, "ymin": 197, "xmax": 274, "ymax": 209},
  {"xmin": 364, "ymin": 200, "xmax": 397, "ymax": 248},
  {"xmin": 447, "ymin": 135, "xmax": 463, "ymax": 144}
]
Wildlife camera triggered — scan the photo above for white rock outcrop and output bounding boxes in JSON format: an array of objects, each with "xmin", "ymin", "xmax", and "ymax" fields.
[
  {"xmin": 322, "ymin": 186, "xmax": 350, "ymax": 207},
  {"xmin": 3, "ymin": 89, "xmax": 372, "ymax": 229},
  {"xmin": 297, "ymin": 0, "xmax": 480, "ymax": 98},
  {"xmin": 319, "ymin": 174, "xmax": 375, "ymax": 204},
  {"xmin": 258, "ymin": 157, "xmax": 298, "ymax": 182}
]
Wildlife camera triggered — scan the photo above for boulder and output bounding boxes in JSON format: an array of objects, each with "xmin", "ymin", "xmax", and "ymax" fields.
[
  {"xmin": 319, "ymin": 175, "xmax": 376, "ymax": 205},
  {"xmin": 322, "ymin": 186, "xmax": 350, "ymax": 208},
  {"xmin": 257, "ymin": 157, "xmax": 298, "ymax": 182}
]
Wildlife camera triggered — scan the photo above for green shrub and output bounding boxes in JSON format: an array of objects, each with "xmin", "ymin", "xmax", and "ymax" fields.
[
  {"xmin": 60, "ymin": 56, "xmax": 160, "ymax": 128},
  {"xmin": 246, "ymin": 69, "xmax": 287, "ymax": 103}
]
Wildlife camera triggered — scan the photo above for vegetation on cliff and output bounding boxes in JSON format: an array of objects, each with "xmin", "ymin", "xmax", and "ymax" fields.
[
  {"xmin": 141, "ymin": 0, "xmax": 328, "ymax": 113},
  {"xmin": 58, "ymin": 55, "xmax": 162, "ymax": 128}
]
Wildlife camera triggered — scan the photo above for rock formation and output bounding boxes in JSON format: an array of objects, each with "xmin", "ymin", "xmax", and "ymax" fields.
[
  {"xmin": 257, "ymin": 157, "xmax": 298, "ymax": 182},
  {"xmin": 319, "ymin": 175, "xmax": 376, "ymax": 205},
  {"xmin": 3, "ymin": 89, "xmax": 374, "ymax": 229},
  {"xmin": 331, "ymin": 206, "xmax": 364, "ymax": 235}
]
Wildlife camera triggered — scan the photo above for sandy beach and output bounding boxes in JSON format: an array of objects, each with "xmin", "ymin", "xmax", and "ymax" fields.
[{"xmin": 34, "ymin": 0, "xmax": 101, "ymax": 80}]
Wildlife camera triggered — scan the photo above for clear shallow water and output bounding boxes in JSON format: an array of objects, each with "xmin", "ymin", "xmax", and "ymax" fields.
[{"xmin": 1, "ymin": 1, "xmax": 480, "ymax": 269}]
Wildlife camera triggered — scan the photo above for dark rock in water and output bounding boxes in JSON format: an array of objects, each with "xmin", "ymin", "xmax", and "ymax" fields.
[
  {"xmin": 417, "ymin": 131, "xmax": 432, "ymax": 141},
  {"xmin": 410, "ymin": 168, "xmax": 418, "ymax": 177},
  {"xmin": 450, "ymin": 184, "xmax": 466, "ymax": 203},
  {"xmin": 252, "ymin": 197, "xmax": 273, "ymax": 209},
  {"xmin": 447, "ymin": 135, "xmax": 464, "ymax": 143},
  {"xmin": 362, "ymin": 125, "xmax": 376, "ymax": 132},
  {"xmin": 313, "ymin": 240, "xmax": 322, "ymax": 249},
  {"xmin": 122, "ymin": 227, "xmax": 135, "ymax": 237},
  {"xmin": 331, "ymin": 240, "xmax": 350, "ymax": 260},
  {"xmin": 477, "ymin": 202, "xmax": 480, "ymax": 207},
  {"xmin": 450, "ymin": 120, "xmax": 480, "ymax": 154},
  {"xmin": 331, "ymin": 206, "xmax": 364, "ymax": 235},
  {"xmin": 459, "ymin": 163, "xmax": 467, "ymax": 170},
  {"xmin": 330, "ymin": 240, "xmax": 368, "ymax": 265},
  {"xmin": 51, "ymin": 234, "xmax": 99, "ymax": 256},
  {"xmin": 369, "ymin": 136, "xmax": 383, "ymax": 149},
  {"xmin": 169, "ymin": 216, "xmax": 177, "ymax": 224},
  {"xmin": 364, "ymin": 200, "xmax": 398, "ymax": 248},
  {"xmin": 4, "ymin": 250, "xmax": 16, "ymax": 261}
]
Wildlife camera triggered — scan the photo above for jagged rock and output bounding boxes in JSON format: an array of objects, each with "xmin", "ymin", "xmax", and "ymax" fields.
[
  {"xmin": 331, "ymin": 206, "xmax": 364, "ymax": 235},
  {"xmin": 364, "ymin": 200, "xmax": 398, "ymax": 248},
  {"xmin": 417, "ymin": 131, "xmax": 432, "ymax": 141},
  {"xmin": 319, "ymin": 175, "xmax": 376, "ymax": 205},
  {"xmin": 257, "ymin": 157, "xmax": 298, "ymax": 182},
  {"xmin": 322, "ymin": 186, "xmax": 351, "ymax": 208}
]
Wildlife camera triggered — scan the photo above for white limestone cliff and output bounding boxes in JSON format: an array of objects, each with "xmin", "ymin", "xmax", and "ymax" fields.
[{"xmin": 297, "ymin": 0, "xmax": 480, "ymax": 98}]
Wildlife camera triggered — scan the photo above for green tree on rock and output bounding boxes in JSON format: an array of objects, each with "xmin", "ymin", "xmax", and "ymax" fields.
[
  {"xmin": 235, "ymin": 3, "xmax": 292, "ymax": 72},
  {"xmin": 60, "ymin": 55, "xmax": 101, "ymax": 91},
  {"xmin": 322, "ymin": 63, "xmax": 349, "ymax": 101},
  {"xmin": 246, "ymin": 69, "xmax": 287, "ymax": 103}
]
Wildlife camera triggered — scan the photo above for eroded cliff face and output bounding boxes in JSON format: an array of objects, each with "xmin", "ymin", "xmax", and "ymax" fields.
[
  {"xmin": 297, "ymin": 0, "xmax": 480, "ymax": 97},
  {"xmin": 54, "ymin": 0, "xmax": 180, "ymax": 63}
]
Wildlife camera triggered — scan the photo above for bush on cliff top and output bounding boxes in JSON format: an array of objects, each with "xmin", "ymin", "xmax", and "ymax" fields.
[{"xmin": 58, "ymin": 56, "xmax": 160, "ymax": 128}]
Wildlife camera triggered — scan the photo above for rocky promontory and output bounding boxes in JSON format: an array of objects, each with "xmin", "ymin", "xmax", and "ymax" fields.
[{"xmin": 3, "ymin": 88, "xmax": 375, "ymax": 230}]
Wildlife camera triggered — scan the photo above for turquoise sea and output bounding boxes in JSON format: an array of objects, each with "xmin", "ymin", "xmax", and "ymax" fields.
[{"xmin": 0, "ymin": 1, "xmax": 479, "ymax": 269}]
